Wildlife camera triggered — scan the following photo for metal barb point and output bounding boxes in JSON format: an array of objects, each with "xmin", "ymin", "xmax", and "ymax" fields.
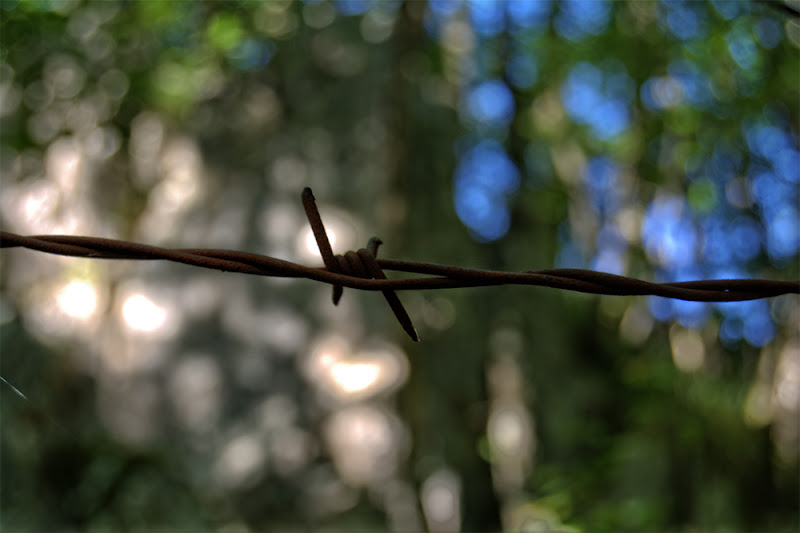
[
  {"xmin": 301, "ymin": 187, "xmax": 344, "ymax": 305},
  {"xmin": 301, "ymin": 189, "xmax": 418, "ymax": 341},
  {"xmin": 357, "ymin": 246, "xmax": 419, "ymax": 342}
]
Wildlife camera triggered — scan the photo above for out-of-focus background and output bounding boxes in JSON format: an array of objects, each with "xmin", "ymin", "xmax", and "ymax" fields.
[{"xmin": 1, "ymin": 0, "xmax": 798, "ymax": 530}]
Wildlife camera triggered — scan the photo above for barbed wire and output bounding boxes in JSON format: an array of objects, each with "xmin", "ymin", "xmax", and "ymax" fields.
[{"xmin": 1, "ymin": 187, "xmax": 798, "ymax": 341}]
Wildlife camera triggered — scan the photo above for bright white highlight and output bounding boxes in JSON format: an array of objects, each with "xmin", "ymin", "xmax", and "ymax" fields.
[
  {"xmin": 122, "ymin": 294, "xmax": 166, "ymax": 332},
  {"xmin": 304, "ymin": 227, "xmax": 336, "ymax": 258},
  {"xmin": 330, "ymin": 362, "xmax": 381, "ymax": 393},
  {"xmin": 57, "ymin": 280, "xmax": 98, "ymax": 319},
  {"xmin": 294, "ymin": 207, "xmax": 360, "ymax": 265},
  {"xmin": 305, "ymin": 336, "xmax": 408, "ymax": 401}
]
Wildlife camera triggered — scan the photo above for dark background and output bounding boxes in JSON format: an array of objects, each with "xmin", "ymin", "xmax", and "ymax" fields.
[{"xmin": 1, "ymin": 0, "xmax": 798, "ymax": 531}]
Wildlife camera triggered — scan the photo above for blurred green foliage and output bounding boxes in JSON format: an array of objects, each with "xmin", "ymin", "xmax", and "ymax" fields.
[{"xmin": 1, "ymin": 1, "xmax": 798, "ymax": 532}]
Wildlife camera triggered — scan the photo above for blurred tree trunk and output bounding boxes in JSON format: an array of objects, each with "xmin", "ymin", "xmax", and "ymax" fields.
[{"xmin": 387, "ymin": 2, "xmax": 502, "ymax": 530}]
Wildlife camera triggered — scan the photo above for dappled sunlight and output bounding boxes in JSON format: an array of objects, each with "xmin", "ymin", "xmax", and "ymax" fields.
[
  {"xmin": 669, "ymin": 325, "xmax": 706, "ymax": 373},
  {"xmin": 640, "ymin": 76, "xmax": 685, "ymax": 110},
  {"xmin": 489, "ymin": 405, "xmax": 531, "ymax": 458},
  {"xmin": 421, "ymin": 468, "xmax": 461, "ymax": 533},
  {"xmin": 772, "ymin": 342, "xmax": 800, "ymax": 465},
  {"xmin": 324, "ymin": 405, "xmax": 404, "ymax": 487},
  {"xmin": 775, "ymin": 343, "xmax": 800, "ymax": 412},
  {"xmin": 294, "ymin": 205, "xmax": 361, "ymax": 266},
  {"xmin": 129, "ymin": 112, "xmax": 166, "ymax": 188},
  {"xmin": 441, "ymin": 18, "xmax": 474, "ymax": 57},
  {"xmin": 214, "ymin": 432, "xmax": 267, "ymax": 490},
  {"xmin": 20, "ymin": 182, "xmax": 59, "ymax": 221},
  {"xmin": 116, "ymin": 283, "xmax": 180, "ymax": 341},
  {"xmin": 304, "ymin": 335, "xmax": 409, "ymax": 402},
  {"xmin": 43, "ymin": 53, "xmax": 86, "ymax": 100},
  {"xmin": 488, "ymin": 405, "xmax": 534, "ymax": 491},
  {"xmin": 619, "ymin": 300, "xmax": 655, "ymax": 345},
  {"xmin": 330, "ymin": 361, "xmax": 380, "ymax": 394},
  {"xmin": 746, "ymin": 341, "xmax": 800, "ymax": 465},
  {"xmin": 486, "ymin": 331, "xmax": 536, "ymax": 498},
  {"xmin": 21, "ymin": 273, "xmax": 106, "ymax": 342},
  {"xmin": 56, "ymin": 278, "xmax": 98, "ymax": 320},
  {"xmin": 3, "ymin": 179, "xmax": 60, "ymax": 233},
  {"xmin": 121, "ymin": 294, "xmax": 167, "ymax": 333},
  {"xmin": 304, "ymin": 225, "xmax": 336, "ymax": 258},
  {"xmin": 0, "ymin": 0, "xmax": 797, "ymax": 530},
  {"xmin": 0, "ymin": 136, "xmax": 102, "ymax": 236},
  {"xmin": 136, "ymin": 136, "xmax": 205, "ymax": 243}
]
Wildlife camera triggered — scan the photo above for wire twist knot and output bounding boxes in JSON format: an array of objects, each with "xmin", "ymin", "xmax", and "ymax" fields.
[{"xmin": 301, "ymin": 188, "xmax": 418, "ymax": 341}]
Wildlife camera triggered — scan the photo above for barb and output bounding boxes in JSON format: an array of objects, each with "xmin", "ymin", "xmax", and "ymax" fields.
[
  {"xmin": 1, "ymin": 188, "xmax": 798, "ymax": 341},
  {"xmin": 301, "ymin": 188, "xmax": 418, "ymax": 341}
]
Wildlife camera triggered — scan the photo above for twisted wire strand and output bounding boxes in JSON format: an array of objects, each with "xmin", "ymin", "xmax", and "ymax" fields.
[{"xmin": 1, "ymin": 187, "xmax": 798, "ymax": 340}]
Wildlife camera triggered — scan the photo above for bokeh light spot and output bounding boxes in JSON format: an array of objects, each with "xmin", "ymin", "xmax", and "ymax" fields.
[
  {"xmin": 206, "ymin": 12, "xmax": 244, "ymax": 52},
  {"xmin": 554, "ymin": 0, "xmax": 611, "ymax": 41},
  {"xmin": 453, "ymin": 140, "xmax": 520, "ymax": 242},
  {"xmin": 670, "ymin": 326, "xmax": 705, "ymax": 373},
  {"xmin": 122, "ymin": 294, "xmax": 167, "ymax": 333},
  {"xmin": 561, "ymin": 62, "xmax": 633, "ymax": 139},
  {"xmin": 468, "ymin": 0, "xmax": 506, "ymax": 37},
  {"xmin": 330, "ymin": 362, "xmax": 381, "ymax": 394},
  {"xmin": 57, "ymin": 279, "xmax": 98, "ymax": 320},
  {"xmin": 462, "ymin": 79, "xmax": 515, "ymax": 130},
  {"xmin": 664, "ymin": 2, "xmax": 706, "ymax": 41}
]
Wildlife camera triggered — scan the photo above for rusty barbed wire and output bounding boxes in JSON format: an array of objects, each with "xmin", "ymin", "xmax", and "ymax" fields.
[{"xmin": 1, "ymin": 187, "xmax": 798, "ymax": 341}]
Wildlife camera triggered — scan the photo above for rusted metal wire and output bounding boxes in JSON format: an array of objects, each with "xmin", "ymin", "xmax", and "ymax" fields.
[
  {"xmin": 1, "ymin": 187, "xmax": 798, "ymax": 341},
  {"xmin": 301, "ymin": 188, "xmax": 418, "ymax": 341}
]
